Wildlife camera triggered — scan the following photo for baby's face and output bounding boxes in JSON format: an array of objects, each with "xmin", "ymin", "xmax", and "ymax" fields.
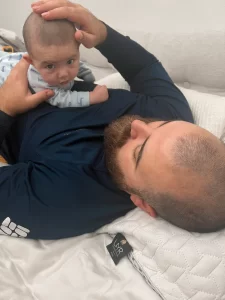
[{"xmin": 31, "ymin": 42, "xmax": 80, "ymax": 87}]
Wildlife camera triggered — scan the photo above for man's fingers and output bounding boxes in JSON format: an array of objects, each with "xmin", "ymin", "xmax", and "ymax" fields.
[
  {"xmin": 10, "ymin": 58, "xmax": 30, "ymax": 79},
  {"xmin": 33, "ymin": 0, "xmax": 77, "ymax": 15},
  {"xmin": 41, "ymin": 6, "xmax": 76, "ymax": 21},
  {"xmin": 40, "ymin": 6, "xmax": 86, "ymax": 25},
  {"xmin": 27, "ymin": 89, "xmax": 54, "ymax": 108},
  {"xmin": 32, "ymin": 0, "xmax": 106, "ymax": 48},
  {"xmin": 32, "ymin": 0, "xmax": 52, "ymax": 5},
  {"xmin": 75, "ymin": 31, "xmax": 96, "ymax": 49}
]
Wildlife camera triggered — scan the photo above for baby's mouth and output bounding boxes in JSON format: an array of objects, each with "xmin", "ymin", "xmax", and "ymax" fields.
[{"xmin": 60, "ymin": 80, "xmax": 69, "ymax": 86}]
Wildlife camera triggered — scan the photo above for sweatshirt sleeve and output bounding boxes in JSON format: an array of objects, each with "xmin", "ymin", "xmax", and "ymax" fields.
[
  {"xmin": 96, "ymin": 25, "xmax": 159, "ymax": 87},
  {"xmin": 78, "ymin": 61, "xmax": 96, "ymax": 82},
  {"xmin": 47, "ymin": 89, "xmax": 90, "ymax": 108},
  {"xmin": 96, "ymin": 24, "xmax": 194, "ymax": 123}
]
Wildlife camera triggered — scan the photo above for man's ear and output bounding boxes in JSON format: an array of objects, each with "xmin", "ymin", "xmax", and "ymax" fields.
[
  {"xmin": 130, "ymin": 194, "xmax": 157, "ymax": 218},
  {"xmin": 23, "ymin": 54, "xmax": 33, "ymax": 65}
]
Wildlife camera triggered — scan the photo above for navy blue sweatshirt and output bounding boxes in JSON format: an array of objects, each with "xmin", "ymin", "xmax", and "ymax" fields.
[{"xmin": 0, "ymin": 25, "xmax": 193, "ymax": 239}]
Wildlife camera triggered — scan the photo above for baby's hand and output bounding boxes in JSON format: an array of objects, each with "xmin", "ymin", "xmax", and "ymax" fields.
[{"xmin": 90, "ymin": 85, "xmax": 108, "ymax": 104}]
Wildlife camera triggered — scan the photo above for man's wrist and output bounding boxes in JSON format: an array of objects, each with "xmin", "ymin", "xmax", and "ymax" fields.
[
  {"xmin": 0, "ymin": 93, "xmax": 15, "ymax": 117},
  {"xmin": 0, "ymin": 106, "xmax": 14, "ymax": 117},
  {"xmin": 97, "ymin": 21, "xmax": 108, "ymax": 46},
  {"xmin": 96, "ymin": 24, "xmax": 113, "ymax": 51}
]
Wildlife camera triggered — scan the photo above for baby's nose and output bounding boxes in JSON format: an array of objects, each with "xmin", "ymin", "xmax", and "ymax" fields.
[{"xmin": 58, "ymin": 69, "xmax": 69, "ymax": 79}]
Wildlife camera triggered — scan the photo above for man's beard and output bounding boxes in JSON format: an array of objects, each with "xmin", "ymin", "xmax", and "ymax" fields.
[{"xmin": 104, "ymin": 115, "xmax": 160, "ymax": 191}]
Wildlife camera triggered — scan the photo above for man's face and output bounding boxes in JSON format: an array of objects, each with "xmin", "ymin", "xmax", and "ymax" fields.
[
  {"xmin": 104, "ymin": 115, "xmax": 203, "ymax": 196},
  {"xmin": 105, "ymin": 115, "xmax": 225, "ymax": 232},
  {"xmin": 30, "ymin": 42, "xmax": 80, "ymax": 87}
]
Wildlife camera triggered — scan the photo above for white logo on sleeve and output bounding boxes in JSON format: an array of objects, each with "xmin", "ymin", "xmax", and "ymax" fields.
[{"xmin": 0, "ymin": 217, "xmax": 30, "ymax": 238}]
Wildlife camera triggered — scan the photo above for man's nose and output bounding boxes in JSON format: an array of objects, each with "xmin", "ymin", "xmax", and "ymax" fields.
[{"xmin": 130, "ymin": 120, "xmax": 150, "ymax": 140}]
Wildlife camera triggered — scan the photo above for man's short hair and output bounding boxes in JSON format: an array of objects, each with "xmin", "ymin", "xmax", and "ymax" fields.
[
  {"xmin": 139, "ymin": 133, "xmax": 225, "ymax": 233},
  {"xmin": 23, "ymin": 12, "xmax": 76, "ymax": 54}
]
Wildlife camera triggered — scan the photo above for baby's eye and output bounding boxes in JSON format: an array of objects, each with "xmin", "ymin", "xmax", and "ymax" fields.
[
  {"xmin": 46, "ymin": 64, "xmax": 55, "ymax": 70},
  {"xmin": 67, "ymin": 59, "xmax": 74, "ymax": 65}
]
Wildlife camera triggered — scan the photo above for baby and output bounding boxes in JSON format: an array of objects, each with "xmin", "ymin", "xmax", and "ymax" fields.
[{"xmin": 0, "ymin": 13, "xmax": 108, "ymax": 108}]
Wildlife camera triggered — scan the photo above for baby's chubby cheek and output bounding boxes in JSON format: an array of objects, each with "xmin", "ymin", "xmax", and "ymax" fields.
[
  {"xmin": 71, "ymin": 65, "xmax": 80, "ymax": 79},
  {"xmin": 40, "ymin": 73, "xmax": 56, "ymax": 86}
]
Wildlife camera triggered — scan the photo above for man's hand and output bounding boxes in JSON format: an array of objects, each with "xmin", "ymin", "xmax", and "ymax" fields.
[
  {"xmin": 32, "ymin": 0, "xmax": 107, "ymax": 49},
  {"xmin": 0, "ymin": 57, "xmax": 54, "ymax": 116}
]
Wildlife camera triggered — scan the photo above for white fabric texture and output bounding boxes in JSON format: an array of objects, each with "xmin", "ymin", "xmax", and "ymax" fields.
[
  {"xmin": 1, "ymin": 209, "xmax": 225, "ymax": 300},
  {"xmin": 99, "ymin": 208, "xmax": 225, "ymax": 300},
  {"xmin": 0, "ymin": 232, "xmax": 161, "ymax": 300}
]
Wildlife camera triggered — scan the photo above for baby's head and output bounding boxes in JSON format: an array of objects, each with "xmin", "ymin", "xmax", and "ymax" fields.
[{"xmin": 23, "ymin": 12, "xmax": 80, "ymax": 87}]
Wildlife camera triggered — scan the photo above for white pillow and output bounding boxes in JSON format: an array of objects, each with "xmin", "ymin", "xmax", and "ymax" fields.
[
  {"xmin": 178, "ymin": 86, "xmax": 225, "ymax": 138},
  {"xmin": 97, "ymin": 73, "xmax": 225, "ymax": 139}
]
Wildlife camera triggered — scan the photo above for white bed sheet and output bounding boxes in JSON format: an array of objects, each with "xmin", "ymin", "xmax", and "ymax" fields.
[{"xmin": 0, "ymin": 232, "xmax": 161, "ymax": 300}]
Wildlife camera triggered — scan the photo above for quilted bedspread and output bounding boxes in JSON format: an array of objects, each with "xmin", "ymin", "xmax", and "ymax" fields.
[{"xmin": 100, "ymin": 208, "xmax": 225, "ymax": 300}]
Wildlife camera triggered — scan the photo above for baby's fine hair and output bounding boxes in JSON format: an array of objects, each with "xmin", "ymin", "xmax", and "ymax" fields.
[{"xmin": 23, "ymin": 12, "xmax": 77, "ymax": 54}]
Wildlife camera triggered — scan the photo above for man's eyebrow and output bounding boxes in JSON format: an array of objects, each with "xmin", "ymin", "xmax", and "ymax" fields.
[
  {"xmin": 135, "ymin": 120, "xmax": 174, "ymax": 169},
  {"xmin": 158, "ymin": 120, "xmax": 174, "ymax": 128},
  {"xmin": 135, "ymin": 137, "xmax": 150, "ymax": 169}
]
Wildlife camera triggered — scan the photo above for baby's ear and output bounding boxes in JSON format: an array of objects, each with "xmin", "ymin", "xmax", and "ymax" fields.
[{"xmin": 23, "ymin": 54, "xmax": 32, "ymax": 64}]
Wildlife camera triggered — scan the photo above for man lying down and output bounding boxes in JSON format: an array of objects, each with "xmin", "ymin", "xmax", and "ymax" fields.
[{"xmin": 0, "ymin": 0, "xmax": 225, "ymax": 239}]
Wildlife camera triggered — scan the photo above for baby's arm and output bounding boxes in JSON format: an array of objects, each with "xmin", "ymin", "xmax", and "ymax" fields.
[
  {"xmin": 48, "ymin": 89, "xmax": 90, "ymax": 108},
  {"xmin": 48, "ymin": 85, "xmax": 108, "ymax": 108}
]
